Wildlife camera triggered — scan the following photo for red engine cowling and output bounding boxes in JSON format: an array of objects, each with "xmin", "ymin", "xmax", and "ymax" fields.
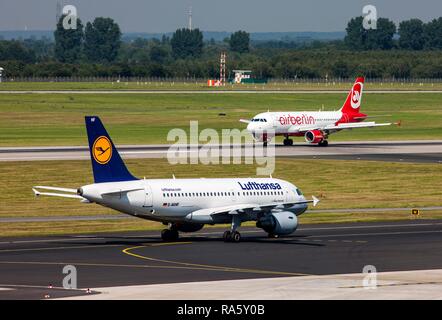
[{"xmin": 305, "ymin": 130, "xmax": 324, "ymax": 144}]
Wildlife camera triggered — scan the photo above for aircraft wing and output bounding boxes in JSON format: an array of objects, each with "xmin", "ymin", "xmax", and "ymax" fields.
[
  {"xmin": 323, "ymin": 121, "xmax": 392, "ymax": 130},
  {"xmin": 190, "ymin": 196, "xmax": 319, "ymax": 218},
  {"xmin": 32, "ymin": 186, "xmax": 85, "ymax": 200},
  {"xmin": 287, "ymin": 125, "xmax": 319, "ymax": 134},
  {"xmin": 239, "ymin": 119, "xmax": 251, "ymax": 124},
  {"xmin": 290, "ymin": 121, "xmax": 393, "ymax": 134}
]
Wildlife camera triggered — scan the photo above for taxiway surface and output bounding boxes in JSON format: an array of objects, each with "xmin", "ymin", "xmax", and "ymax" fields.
[{"xmin": 1, "ymin": 219, "xmax": 442, "ymax": 299}]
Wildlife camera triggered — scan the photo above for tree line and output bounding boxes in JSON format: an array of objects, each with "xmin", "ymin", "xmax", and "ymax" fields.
[
  {"xmin": 345, "ymin": 17, "xmax": 442, "ymax": 50},
  {"xmin": 0, "ymin": 16, "xmax": 441, "ymax": 79}
]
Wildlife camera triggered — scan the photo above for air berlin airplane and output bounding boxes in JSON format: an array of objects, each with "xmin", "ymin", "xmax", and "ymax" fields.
[{"xmin": 241, "ymin": 77, "xmax": 396, "ymax": 146}]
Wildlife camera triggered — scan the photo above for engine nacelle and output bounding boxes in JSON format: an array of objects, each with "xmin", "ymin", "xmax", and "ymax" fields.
[
  {"xmin": 256, "ymin": 211, "xmax": 298, "ymax": 235},
  {"xmin": 305, "ymin": 130, "xmax": 324, "ymax": 144},
  {"xmin": 174, "ymin": 223, "xmax": 204, "ymax": 233}
]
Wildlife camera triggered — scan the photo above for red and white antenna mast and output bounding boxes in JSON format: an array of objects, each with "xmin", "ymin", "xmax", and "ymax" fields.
[{"xmin": 220, "ymin": 52, "xmax": 226, "ymax": 86}]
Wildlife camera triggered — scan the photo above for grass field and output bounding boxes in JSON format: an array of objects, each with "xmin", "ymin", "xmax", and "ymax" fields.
[
  {"xmin": 1, "ymin": 81, "xmax": 442, "ymax": 91},
  {"xmin": 0, "ymin": 158, "xmax": 441, "ymax": 236},
  {"xmin": 0, "ymin": 92, "xmax": 441, "ymax": 146}
]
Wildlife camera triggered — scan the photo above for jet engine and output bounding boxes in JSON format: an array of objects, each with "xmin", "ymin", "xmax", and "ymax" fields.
[
  {"xmin": 256, "ymin": 211, "xmax": 298, "ymax": 235},
  {"xmin": 174, "ymin": 222, "xmax": 204, "ymax": 233},
  {"xmin": 305, "ymin": 130, "xmax": 324, "ymax": 144}
]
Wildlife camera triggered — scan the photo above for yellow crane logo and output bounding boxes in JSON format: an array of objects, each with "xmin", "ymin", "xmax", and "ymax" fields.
[{"xmin": 92, "ymin": 136, "xmax": 112, "ymax": 164}]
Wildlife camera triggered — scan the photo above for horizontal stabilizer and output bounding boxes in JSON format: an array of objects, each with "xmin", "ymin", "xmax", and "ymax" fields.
[
  {"xmin": 33, "ymin": 186, "xmax": 78, "ymax": 193},
  {"xmin": 32, "ymin": 188, "xmax": 84, "ymax": 200}
]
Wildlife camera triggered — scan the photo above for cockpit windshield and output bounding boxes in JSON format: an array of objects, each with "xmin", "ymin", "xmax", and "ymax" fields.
[{"xmin": 251, "ymin": 118, "xmax": 267, "ymax": 122}]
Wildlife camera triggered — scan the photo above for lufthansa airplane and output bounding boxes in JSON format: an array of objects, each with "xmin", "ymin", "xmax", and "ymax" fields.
[
  {"xmin": 33, "ymin": 116, "xmax": 319, "ymax": 242},
  {"xmin": 242, "ymin": 77, "xmax": 398, "ymax": 146}
]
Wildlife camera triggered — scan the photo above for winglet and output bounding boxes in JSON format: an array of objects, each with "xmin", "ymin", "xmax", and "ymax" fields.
[
  {"xmin": 395, "ymin": 120, "xmax": 402, "ymax": 127},
  {"xmin": 32, "ymin": 188, "xmax": 40, "ymax": 197},
  {"xmin": 312, "ymin": 196, "xmax": 320, "ymax": 207}
]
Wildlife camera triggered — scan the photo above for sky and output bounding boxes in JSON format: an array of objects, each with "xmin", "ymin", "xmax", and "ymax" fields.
[{"xmin": 0, "ymin": 0, "xmax": 441, "ymax": 32}]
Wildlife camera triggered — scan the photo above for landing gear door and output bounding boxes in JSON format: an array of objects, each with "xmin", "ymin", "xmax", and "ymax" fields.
[{"xmin": 144, "ymin": 182, "xmax": 153, "ymax": 207}]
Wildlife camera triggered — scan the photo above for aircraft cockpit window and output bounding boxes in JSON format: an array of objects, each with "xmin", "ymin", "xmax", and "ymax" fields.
[{"xmin": 296, "ymin": 189, "xmax": 303, "ymax": 196}]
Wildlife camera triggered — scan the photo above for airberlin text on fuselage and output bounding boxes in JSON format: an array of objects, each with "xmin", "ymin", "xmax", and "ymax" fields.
[{"xmin": 279, "ymin": 114, "xmax": 315, "ymax": 126}]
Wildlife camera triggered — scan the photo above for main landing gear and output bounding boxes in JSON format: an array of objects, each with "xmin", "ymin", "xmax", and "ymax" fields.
[
  {"xmin": 223, "ymin": 215, "xmax": 242, "ymax": 242},
  {"xmin": 318, "ymin": 140, "xmax": 329, "ymax": 147},
  {"xmin": 161, "ymin": 225, "xmax": 179, "ymax": 242},
  {"xmin": 283, "ymin": 137, "xmax": 293, "ymax": 146}
]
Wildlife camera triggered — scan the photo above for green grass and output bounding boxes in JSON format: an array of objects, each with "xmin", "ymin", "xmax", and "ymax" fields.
[
  {"xmin": 1, "ymin": 158, "xmax": 441, "ymax": 236},
  {"xmin": 1, "ymin": 81, "xmax": 442, "ymax": 91},
  {"xmin": 2, "ymin": 158, "xmax": 441, "ymax": 216},
  {"xmin": 0, "ymin": 92, "xmax": 441, "ymax": 146}
]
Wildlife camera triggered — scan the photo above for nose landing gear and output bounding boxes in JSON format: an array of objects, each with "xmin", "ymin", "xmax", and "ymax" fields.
[
  {"xmin": 223, "ymin": 215, "xmax": 242, "ymax": 242},
  {"xmin": 161, "ymin": 225, "xmax": 179, "ymax": 242}
]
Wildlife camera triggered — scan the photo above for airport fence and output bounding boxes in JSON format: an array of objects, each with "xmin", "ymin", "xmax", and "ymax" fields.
[{"xmin": 1, "ymin": 76, "xmax": 442, "ymax": 84}]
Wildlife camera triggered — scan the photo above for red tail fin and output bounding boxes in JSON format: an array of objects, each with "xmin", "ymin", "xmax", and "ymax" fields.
[{"xmin": 340, "ymin": 77, "xmax": 365, "ymax": 114}]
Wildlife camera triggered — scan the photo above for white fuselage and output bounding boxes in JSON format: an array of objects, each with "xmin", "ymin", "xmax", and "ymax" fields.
[
  {"xmin": 247, "ymin": 111, "xmax": 344, "ymax": 139},
  {"xmin": 80, "ymin": 178, "xmax": 308, "ymax": 224}
]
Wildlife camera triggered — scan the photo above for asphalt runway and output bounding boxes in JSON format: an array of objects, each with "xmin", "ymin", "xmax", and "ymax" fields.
[
  {"xmin": 1, "ymin": 140, "xmax": 441, "ymax": 163},
  {"xmin": 1, "ymin": 219, "xmax": 442, "ymax": 299}
]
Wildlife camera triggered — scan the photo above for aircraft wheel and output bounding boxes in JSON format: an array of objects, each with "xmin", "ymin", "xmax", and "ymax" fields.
[
  {"xmin": 318, "ymin": 140, "xmax": 329, "ymax": 147},
  {"xmin": 283, "ymin": 138, "xmax": 293, "ymax": 146},
  {"xmin": 223, "ymin": 231, "xmax": 232, "ymax": 242},
  {"xmin": 161, "ymin": 229, "xmax": 179, "ymax": 242},
  {"xmin": 268, "ymin": 233, "xmax": 279, "ymax": 238},
  {"xmin": 232, "ymin": 231, "xmax": 241, "ymax": 243},
  {"xmin": 263, "ymin": 141, "xmax": 268, "ymax": 147}
]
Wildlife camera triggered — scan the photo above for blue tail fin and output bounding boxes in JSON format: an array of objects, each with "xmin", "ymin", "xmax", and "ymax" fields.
[{"xmin": 85, "ymin": 116, "xmax": 137, "ymax": 183}]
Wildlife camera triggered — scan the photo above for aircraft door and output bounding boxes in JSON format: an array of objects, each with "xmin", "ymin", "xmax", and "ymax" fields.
[
  {"xmin": 144, "ymin": 182, "xmax": 153, "ymax": 207},
  {"xmin": 285, "ymin": 189, "xmax": 292, "ymax": 202},
  {"xmin": 273, "ymin": 115, "xmax": 279, "ymax": 129}
]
